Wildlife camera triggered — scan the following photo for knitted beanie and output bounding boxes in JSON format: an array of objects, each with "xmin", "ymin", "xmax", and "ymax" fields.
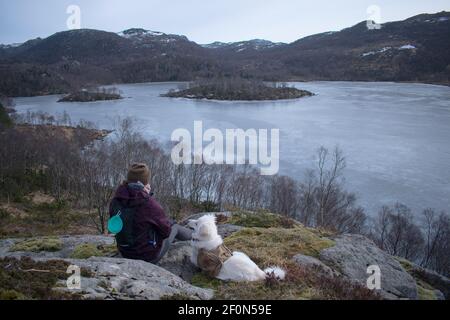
[{"xmin": 127, "ymin": 163, "xmax": 150, "ymax": 185}]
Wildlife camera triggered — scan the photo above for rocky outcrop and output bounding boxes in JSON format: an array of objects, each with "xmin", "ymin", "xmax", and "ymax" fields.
[
  {"xmin": 292, "ymin": 254, "xmax": 338, "ymax": 278},
  {"xmin": 0, "ymin": 235, "xmax": 212, "ymax": 300},
  {"xmin": 0, "ymin": 235, "xmax": 115, "ymax": 259},
  {"xmin": 64, "ymin": 257, "xmax": 213, "ymax": 300},
  {"xmin": 319, "ymin": 234, "xmax": 418, "ymax": 299},
  {"xmin": 157, "ymin": 241, "xmax": 198, "ymax": 282},
  {"xmin": 1, "ymin": 212, "xmax": 447, "ymax": 300},
  {"xmin": 217, "ymin": 224, "xmax": 244, "ymax": 238}
]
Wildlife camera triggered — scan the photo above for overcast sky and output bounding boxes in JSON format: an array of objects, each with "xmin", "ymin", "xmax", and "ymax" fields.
[{"xmin": 1, "ymin": 0, "xmax": 449, "ymax": 44}]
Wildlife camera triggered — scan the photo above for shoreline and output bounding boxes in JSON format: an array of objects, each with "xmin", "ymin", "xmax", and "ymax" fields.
[
  {"xmin": 13, "ymin": 124, "xmax": 112, "ymax": 144},
  {"xmin": 162, "ymin": 94, "xmax": 316, "ymax": 103},
  {"xmin": 9, "ymin": 80, "xmax": 450, "ymax": 99}
]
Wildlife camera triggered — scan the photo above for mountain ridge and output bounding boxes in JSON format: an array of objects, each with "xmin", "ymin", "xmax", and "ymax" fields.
[{"xmin": 0, "ymin": 11, "xmax": 449, "ymax": 96}]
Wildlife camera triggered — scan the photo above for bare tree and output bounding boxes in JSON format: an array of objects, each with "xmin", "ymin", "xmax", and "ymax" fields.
[
  {"xmin": 294, "ymin": 146, "xmax": 367, "ymax": 233},
  {"xmin": 297, "ymin": 169, "xmax": 316, "ymax": 226},
  {"xmin": 420, "ymin": 209, "xmax": 450, "ymax": 275},
  {"xmin": 371, "ymin": 203, "xmax": 424, "ymax": 261},
  {"xmin": 371, "ymin": 205, "xmax": 391, "ymax": 250},
  {"xmin": 269, "ymin": 175, "xmax": 299, "ymax": 218}
]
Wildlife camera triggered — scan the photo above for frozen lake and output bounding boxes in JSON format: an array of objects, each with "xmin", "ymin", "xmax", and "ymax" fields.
[{"xmin": 13, "ymin": 81, "xmax": 450, "ymax": 216}]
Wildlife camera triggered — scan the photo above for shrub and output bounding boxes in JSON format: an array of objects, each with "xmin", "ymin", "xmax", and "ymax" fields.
[
  {"xmin": 0, "ymin": 103, "xmax": 13, "ymax": 129},
  {"xmin": 0, "ymin": 208, "xmax": 10, "ymax": 220}
]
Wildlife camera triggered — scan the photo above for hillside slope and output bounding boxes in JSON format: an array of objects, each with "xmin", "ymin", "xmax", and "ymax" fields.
[{"xmin": 253, "ymin": 11, "xmax": 450, "ymax": 83}]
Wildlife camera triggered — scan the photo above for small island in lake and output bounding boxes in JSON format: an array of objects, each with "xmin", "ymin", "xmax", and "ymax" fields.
[
  {"xmin": 162, "ymin": 78, "xmax": 314, "ymax": 101},
  {"xmin": 58, "ymin": 87, "xmax": 123, "ymax": 102}
]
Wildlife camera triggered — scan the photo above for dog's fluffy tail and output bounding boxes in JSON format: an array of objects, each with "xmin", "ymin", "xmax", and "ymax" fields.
[{"xmin": 263, "ymin": 266, "xmax": 286, "ymax": 280}]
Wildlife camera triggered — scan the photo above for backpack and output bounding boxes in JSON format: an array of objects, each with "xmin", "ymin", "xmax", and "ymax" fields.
[{"xmin": 108, "ymin": 198, "xmax": 158, "ymax": 249}]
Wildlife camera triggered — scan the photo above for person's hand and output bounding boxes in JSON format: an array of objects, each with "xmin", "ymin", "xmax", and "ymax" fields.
[{"xmin": 144, "ymin": 184, "xmax": 151, "ymax": 194}]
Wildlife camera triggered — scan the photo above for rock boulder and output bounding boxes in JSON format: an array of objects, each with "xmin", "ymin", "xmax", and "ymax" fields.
[{"xmin": 319, "ymin": 234, "xmax": 418, "ymax": 299}]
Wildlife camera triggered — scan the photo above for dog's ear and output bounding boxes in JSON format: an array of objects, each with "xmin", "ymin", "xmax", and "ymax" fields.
[{"xmin": 187, "ymin": 219, "xmax": 197, "ymax": 228}]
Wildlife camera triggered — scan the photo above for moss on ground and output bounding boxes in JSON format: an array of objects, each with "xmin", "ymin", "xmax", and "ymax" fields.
[
  {"xmin": 227, "ymin": 211, "xmax": 297, "ymax": 228},
  {"xmin": 0, "ymin": 257, "xmax": 83, "ymax": 300},
  {"xmin": 0, "ymin": 290, "xmax": 26, "ymax": 300},
  {"xmin": 191, "ymin": 274, "xmax": 223, "ymax": 290},
  {"xmin": 11, "ymin": 237, "xmax": 63, "ymax": 252},
  {"xmin": 417, "ymin": 282, "xmax": 438, "ymax": 300},
  {"xmin": 397, "ymin": 257, "xmax": 414, "ymax": 272},
  {"xmin": 70, "ymin": 244, "xmax": 102, "ymax": 259},
  {"xmin": 70, "ymin": 243, "xmax": 118, "ymax": 259}
]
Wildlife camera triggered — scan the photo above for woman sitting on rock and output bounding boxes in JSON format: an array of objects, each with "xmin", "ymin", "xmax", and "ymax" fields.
[{"xmin": 109, "ymin": 163, "xmax": 192, "ymax": 263}]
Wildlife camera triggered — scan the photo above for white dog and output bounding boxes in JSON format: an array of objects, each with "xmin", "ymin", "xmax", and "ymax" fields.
[{"xmin": 188, "ymin": 214, "xmax": 286, "ymax": 282}]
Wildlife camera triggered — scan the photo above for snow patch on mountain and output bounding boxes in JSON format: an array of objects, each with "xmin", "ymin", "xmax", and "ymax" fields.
[
  {"xmin": 424, "ymin": 16, "xmax": 449, "ymax": 23},
  {"xmin": 201, "ymin": 42, "xmax": 228, "ymax": 49},
  {"xmin": 362, "ymin": 47, "xmax": 392, "ymax": 57},
  {"xmin": 118, "ymin": 28, "xmax": 165, "ymax": 38},
  {"xmin": 202, "ymin": 39, "xmax": 285, "ymax": 51},
  {"xmin": 398, "ymin": 44, "xmax": 416, "ymax": 50},
  {"xmin": 0, "ymin": 43, "xmax": 23, "ymax": 49},
  {"xmin": 362, "ymin": 44, "xmax": 417, "ymax": 57}
]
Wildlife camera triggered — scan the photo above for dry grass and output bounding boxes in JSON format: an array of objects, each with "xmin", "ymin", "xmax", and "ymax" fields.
[
  {"xmin": 189, "ymin": 224, "xmax": 379, "ymax": 300},
  {"xmin": 192, "ymin": 262, "xmax": 380, "ymax": 300},
  {"xmin": 223, "ymin": 226, "xmax": 334, "ymax": 266}
]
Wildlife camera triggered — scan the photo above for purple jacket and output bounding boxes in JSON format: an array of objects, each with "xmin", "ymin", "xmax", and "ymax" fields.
[{"xmin": 109, "ymin": 183, "xmax": 172, "ymax": 262}]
